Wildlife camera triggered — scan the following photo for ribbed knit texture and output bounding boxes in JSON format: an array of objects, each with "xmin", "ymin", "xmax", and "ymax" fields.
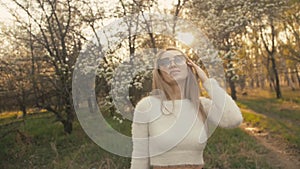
[{"xmin": 130, "ymin": 78, "xmax": 243, "ymax": 169}]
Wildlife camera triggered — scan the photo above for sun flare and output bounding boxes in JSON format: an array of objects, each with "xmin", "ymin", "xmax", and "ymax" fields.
[
  {"xmin": 176, "ymin": 32, "xmax": 195, "ymax": 45},
  {"xmin": 158, "ymin": 0, "xmax": 175, "ymax": 10}
]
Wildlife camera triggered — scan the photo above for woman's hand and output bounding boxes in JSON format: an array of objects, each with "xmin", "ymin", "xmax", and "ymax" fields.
[{"xmin": 186, "ymin": 58, "xmax": 208, "ymax": 83}]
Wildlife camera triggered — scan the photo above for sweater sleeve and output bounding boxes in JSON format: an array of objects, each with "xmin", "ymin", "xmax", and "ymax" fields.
[
  {"xmin": 200, "ymin": 78, "xmax": 243, "ymax": 128},
  {"xmin": 130, "ymin": 97, "xmax": 151, "ymax": 169}
]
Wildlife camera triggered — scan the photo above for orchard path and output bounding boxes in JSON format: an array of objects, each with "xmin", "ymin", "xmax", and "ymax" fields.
[{"xmin": 240, "ymin": 108, "xmax": 300, "ymax": 169}]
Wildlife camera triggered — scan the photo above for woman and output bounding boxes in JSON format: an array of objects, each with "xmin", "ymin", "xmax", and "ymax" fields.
[{"xmin": 130, "ymin": 47, "xmax": 243, "ymax": 169}]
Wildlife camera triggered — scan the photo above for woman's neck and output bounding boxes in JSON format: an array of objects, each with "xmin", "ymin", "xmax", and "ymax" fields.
[{"xmin": 169, "ymin": 79, "xmax": 186, "ymax": 100}]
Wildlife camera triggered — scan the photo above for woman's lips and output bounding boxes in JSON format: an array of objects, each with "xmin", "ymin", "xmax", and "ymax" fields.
[{"xmin": 170, "ymin": 69, "xmax": 180, "ymax": 75}]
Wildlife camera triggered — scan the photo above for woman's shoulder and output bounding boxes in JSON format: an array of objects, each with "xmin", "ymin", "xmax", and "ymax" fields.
[
  {"xmin": 133, "ymin": 96, "xmax": 161, "ymax": 123},
  {"xmin": 135, "ymin": 95, "xmax": 160, "ymax": 111}
]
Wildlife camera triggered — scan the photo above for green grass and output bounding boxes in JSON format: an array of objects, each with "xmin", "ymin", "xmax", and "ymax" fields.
[
  {"xmin": 0, "ymin": 113, "xmax": 132, "ymax": 169},
  {"xmin": 0, "ymin": 111, "xmax": 274, "ymax": 169},
  {"xmin": 237, "ymin": 87, "xmax": 300, "ymax": 151},
  {"xmin": 204, "ymin": 127, "xmax": 271, "ymax": 169},
  {"xmin": 2, "ymin": 86, "xmax": 299, "ymax": 168}
]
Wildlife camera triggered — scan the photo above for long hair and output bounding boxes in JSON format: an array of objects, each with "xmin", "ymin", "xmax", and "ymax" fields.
[{"xmin": 152, "ymin": 47, "xmax": 207, "ymax": 124}]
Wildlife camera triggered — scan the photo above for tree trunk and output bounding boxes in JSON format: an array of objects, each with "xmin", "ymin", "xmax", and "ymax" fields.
[
  {"xmin": 20, "ymin": 105, "xmax": 27, "ymax": 117},
  {"xmin": 88, "ymin": 95, "xmax": 96, "ymax": 114},
  {"xmin": 287, "ymin": 68, "xmax": 296, "ymax": 90},
  {"xmin": 63, "ymin": 120, "xmax": 73, "ymax": 134},
  {"xmin": 260, "ymin": 18, "xmax": 281, "ymax": 98},
  {"xmin": 256, "ymin": 76, "xmax": 260, "ymax": 88},
  {"xmin": 270, "ymin": 54, "xmax": 282, "ymax": 98},
  {"xmin": 17, "ymin": 90, "xmax": 27, "ymax": 118},
  {"xmin": 295, "ymin": 66, "xmax": 300, "ymax": 87},
  {"xmin": 250, "ymin": 77, "xmax": 254, "ymax": 89},
  {"xmin": 64, "ymin": 88, "xmax": 74, "ymax": 133},
  {"xmin": 229, "ymin": 78, "xmax": 237, "ymax": 100}
]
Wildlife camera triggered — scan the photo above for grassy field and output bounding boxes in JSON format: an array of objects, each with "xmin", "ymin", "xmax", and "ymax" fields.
[
  {"xmin": 0, "ymin": 114, "xmax": 272, "ymax": 169},
  {"xmin": 0, "ymin": 113, "xmax": 132, "ymax": 169},
  {"xmin": 1, "ymin": 87, "xmax": 299, "ymax": 169},
  {"xmin": 237, "ymin": 87, "xmax": 300, "ymax": 152}
]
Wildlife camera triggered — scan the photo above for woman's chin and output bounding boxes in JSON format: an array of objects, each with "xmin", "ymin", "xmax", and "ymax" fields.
[{"xmin": 166, "ymin": 76, "xmax": 186, "ymax": 85}]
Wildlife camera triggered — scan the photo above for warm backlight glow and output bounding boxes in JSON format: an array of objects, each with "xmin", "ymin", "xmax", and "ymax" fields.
[
  {"xmin": 158, "ymin": 0, "xmax": 175, "ymax": 10},
  {"xmin": 176, "ymin": 32, "xmax": 195, "ymax": 45},
  {"xmin": 0, "ymin": 0, "xmax": 14, "ymax": 23}
]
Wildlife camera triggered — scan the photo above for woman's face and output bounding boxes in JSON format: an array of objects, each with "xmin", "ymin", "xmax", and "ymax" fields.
[{"xmin": 157, "ymin": 50, "xmax": 188, "ymax": 84}]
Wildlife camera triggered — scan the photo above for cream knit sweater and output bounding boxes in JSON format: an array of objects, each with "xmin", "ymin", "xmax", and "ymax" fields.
[{"xmin": 130, "ymin": 78, "xmax": 243, "ymax": 169}]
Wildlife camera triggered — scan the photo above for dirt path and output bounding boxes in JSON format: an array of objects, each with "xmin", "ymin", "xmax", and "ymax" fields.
[{"xmin": 240, "ymin": 108, "xmax": 300, "ymax": 169}]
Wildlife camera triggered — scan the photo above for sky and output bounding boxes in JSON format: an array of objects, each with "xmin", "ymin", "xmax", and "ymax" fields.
[{"xmin": 0, "ymin": 0, "xmax": 14, "ymax": 24}]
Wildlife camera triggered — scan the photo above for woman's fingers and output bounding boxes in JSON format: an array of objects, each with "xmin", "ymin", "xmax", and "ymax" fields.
[
  {"xmin": 186, "ymin": 58, "xmax": 208, "ymax": 83},
  {"xmin": 186, "ymin": 58, "xmax": 197, "ymax": 68},
  {"xmin": 187, "ymin": 58, "xmax": 200, "ymax": 71}
]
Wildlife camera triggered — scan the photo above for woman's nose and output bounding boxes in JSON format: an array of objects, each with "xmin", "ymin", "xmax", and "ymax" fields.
[{"xmin": 169, "ymin": 60, "xmax": 177, "ymax": 67}]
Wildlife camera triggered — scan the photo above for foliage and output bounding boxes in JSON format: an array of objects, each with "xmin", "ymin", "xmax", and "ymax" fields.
[{"xmin": 1, "ymin": 0, "xmax": 299, "ymax": 132}]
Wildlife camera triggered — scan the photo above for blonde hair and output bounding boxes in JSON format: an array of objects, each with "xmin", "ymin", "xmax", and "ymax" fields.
[{"xmin": 152, "ymin": 47, "xmax": 207, "ymax": 123}]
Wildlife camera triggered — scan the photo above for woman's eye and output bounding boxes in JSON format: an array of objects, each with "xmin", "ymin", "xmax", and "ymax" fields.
[
  {"xmin": 158, "ymin": 56, "xmax": 185, "ymax": 67},
  {"xmin": 174, "ymin": 57, "xmax": 185, "ymax": 64},
  {"xmin": 158, "ymin": 59, "xmax": 170, "ymax": 66}
]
